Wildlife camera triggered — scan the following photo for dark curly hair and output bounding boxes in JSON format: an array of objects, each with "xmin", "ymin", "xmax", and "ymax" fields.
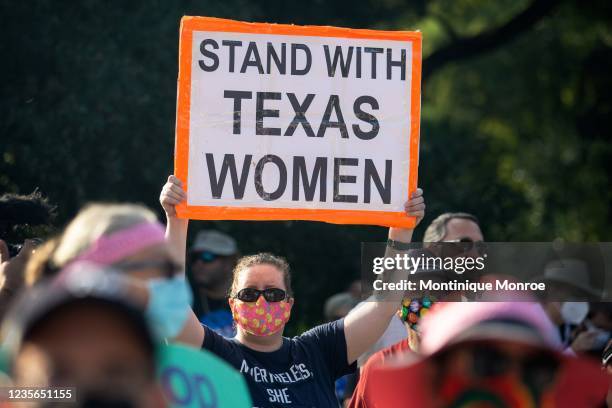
[{"xmin": 0, "ymin": 190, "xmax": 56, "ymax": 241}]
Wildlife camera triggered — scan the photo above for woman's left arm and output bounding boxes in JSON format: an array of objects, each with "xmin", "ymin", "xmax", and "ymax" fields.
[{"xmin": 343, "ymin": 188, "xmax": 425, "ymax": 364}]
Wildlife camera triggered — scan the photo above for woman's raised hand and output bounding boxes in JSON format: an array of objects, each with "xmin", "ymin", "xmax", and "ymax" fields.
[{"xmin": 159, "ymin": 175, "xmax": 187, "ymax": 218}]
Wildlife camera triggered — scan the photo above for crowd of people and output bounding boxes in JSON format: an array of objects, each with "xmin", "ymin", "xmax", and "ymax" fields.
[{"xmin": 0, "ymin": 176, "xmax": 610, "ymax": 407}]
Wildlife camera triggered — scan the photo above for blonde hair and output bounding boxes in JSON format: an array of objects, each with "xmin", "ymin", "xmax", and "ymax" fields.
[
  {"xmin": 230, "ymin": 253, "xmax": 293, "ymax": 297},
  {"xmin": 51, "ymin": 203, "xmax": 158, "ymax": 268}
]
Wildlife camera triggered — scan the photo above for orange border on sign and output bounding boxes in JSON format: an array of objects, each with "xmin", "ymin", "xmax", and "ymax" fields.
[{"xmin": 174, "ymin": 16, "xmax": 422, "ymax": 228}]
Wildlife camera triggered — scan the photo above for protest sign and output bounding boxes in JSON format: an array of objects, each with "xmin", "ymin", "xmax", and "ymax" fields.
[
  {"xmin": 158, "ymin": 344, "xmax": 251, "ymax": 408},
  {"xmin": 175, "ymin": 16, "xmax": 421, "ymax": 227}
]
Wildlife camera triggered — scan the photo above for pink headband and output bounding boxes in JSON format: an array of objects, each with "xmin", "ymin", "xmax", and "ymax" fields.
[{"xmin": 72, "ymin": 222, "xmax": 166, "ymax": 266}]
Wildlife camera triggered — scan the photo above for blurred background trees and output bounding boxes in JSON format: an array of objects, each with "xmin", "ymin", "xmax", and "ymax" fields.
[{"xmin": 1, "ymin": 0, "xmax": 611, "ymax": 331}]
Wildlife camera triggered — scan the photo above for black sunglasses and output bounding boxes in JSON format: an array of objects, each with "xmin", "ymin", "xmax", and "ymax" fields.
[
  {"xmin": 441, "ymin": 237, "xmax": 487, "ymax": 258},
  {"xmin": 114, "ymin": 259, "xmax": 182, "ymax": 279},
  {"xmin": 234, "ymin": 287, "xmax": 288, "ymax": 303},
  {"xmin": 191, "ymin": 251, "xmax": 219, "ymax": 263},
  {"xmin": 437, "ymin": 345, "xmax": 559, "ymax": 388}
]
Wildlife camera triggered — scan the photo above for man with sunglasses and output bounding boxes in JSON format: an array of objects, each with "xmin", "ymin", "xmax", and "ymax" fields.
[
  {"xmin": 350, "ymin": 213, "xmax": 484, "ymax": 367},
  {"xmin": 347, "ymin": 213, "xmax": 484, "ymax": 407},
  {"xmin": 423, "ymin": 212, "xmax": 486, "ymax": 301},
  {"xmin": 423, "ymin": 212, "xmax": 483, "ymax": 245},
  {"xmin": 188, "ymin": 230, "xmax": 238, "ymax": 337}
]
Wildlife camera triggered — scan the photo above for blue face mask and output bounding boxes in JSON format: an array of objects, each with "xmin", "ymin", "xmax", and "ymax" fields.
[{"xmin": 145, "ymin": 275, "xmax": 193, "ymax": 340}]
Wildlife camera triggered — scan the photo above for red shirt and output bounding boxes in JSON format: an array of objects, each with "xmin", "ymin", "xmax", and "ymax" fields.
[
  {"xmin": 347, "ymin": 338, "xmax": 412, "ymax": 408},
  {"xmin": 348, "ymin": 337, "xmax": 610, "ymax": 408}
]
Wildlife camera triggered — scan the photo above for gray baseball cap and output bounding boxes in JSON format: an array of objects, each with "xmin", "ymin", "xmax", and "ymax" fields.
[
  {"xmin": 324, "ymin": 293, "xmax": 359, "ymax": 320},
  {"xmin": 190, "ymin": 230, "xmax": 237, "ymax": 256}
]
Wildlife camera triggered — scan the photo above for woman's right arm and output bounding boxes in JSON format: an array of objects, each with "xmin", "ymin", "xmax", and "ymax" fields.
[{"xmin": 160, "ymin": 175, "xmax": 206, "ymax": 347}]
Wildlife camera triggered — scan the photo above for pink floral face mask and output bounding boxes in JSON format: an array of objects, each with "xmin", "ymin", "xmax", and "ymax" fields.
[{"xmin": 231, "ymin": 296, "xmax": 292, "ymax": 336}]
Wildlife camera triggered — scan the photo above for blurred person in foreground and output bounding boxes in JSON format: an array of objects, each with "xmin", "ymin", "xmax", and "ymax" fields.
[
  {"xmin": 353, "ymin": 301, "xmax": 608, "ymax": 408},
  {"xmin": 188, "ymin": 230, "xmax": 238, "ymax": 337},
  {"xmin": 24, "ymin": 203, "xmax": 193, "ymax": 341},
  {"xmin": 2, "ymin": 263, "xmax": 165, "ymax": 407}
]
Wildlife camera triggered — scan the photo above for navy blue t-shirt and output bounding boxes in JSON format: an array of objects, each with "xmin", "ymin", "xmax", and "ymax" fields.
[{"xmin": 202, "ymin": 319, "xmax": 356, "ymax": 407}]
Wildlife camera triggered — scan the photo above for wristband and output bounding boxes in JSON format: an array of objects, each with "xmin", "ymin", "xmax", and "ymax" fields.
[{"xmin": 386, "ymin": 239, "xmax": 412, "ymax": 251}]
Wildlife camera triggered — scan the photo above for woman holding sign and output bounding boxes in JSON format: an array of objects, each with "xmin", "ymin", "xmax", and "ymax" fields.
[{"xmin": 161, "ymin": 175, "xmax": 425, "ymax": 407}]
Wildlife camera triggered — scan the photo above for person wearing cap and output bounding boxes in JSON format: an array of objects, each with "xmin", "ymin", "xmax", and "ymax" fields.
[
  {"xmin": 535, "ymin": 258, "xmax": 603, "ymax": 351},
  {"xmin": 356, "ymin": 302, "xmax": 609, "ymax": 407},
  {"xmin": 23, "ymin": 203, "xmax": 194, "ymax": 342},
  {"xmin": 188, "ymin": 230, "xmax": 238, "ymax": 337},
  {"xmin": 324, "ymin": 292, "xmax": 359, "ymax": 322},
  {"xmin": 3, "ymin": 264, "xmax": 166, "ymax": 407},
  {"xmin": 572, "ymin": 302, "xmax": 612, "ymax": 360}
]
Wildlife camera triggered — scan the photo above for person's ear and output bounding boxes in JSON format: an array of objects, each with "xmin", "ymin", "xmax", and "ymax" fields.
[
  {"xmin": 288, "ymin": 297, "xmax": 295, "ymax": 307},
  {"xmin": 228, "ymin": 297, "xmax": 235, "ymax": 308}
]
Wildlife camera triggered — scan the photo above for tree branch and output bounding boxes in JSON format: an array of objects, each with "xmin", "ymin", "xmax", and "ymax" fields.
[
  {"xmin": 423, "ymin": 0, "xmax": 560, "ymax": 81},
  {"xmin": 430, "ymin": 11, "xmax": 459, "ymax": 42}
]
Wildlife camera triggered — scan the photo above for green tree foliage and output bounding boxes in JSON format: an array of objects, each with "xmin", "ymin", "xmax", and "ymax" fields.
[{"xmin": 1, "ymin": 0, "xmax": 610, "ymax": 330}]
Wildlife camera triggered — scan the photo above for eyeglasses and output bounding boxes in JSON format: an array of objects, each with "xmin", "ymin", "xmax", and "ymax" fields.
[
  {"xmin": 234, "ymin": 287, "xmax": 288, "ymax": 303},
  {"xmin": 114, "ymin": 259, "xmax": 182, "ymax": 279},
  {"xmin": 191, "ymin": 251, "xmax": 219, "ymax": 263},
  {"xmin": 441, "ymin": 237, "xmax": 487, "ymax": 258},
  {"xmin": 436, "ymin": 344, "xmax": 559, "ymax": 388}
]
